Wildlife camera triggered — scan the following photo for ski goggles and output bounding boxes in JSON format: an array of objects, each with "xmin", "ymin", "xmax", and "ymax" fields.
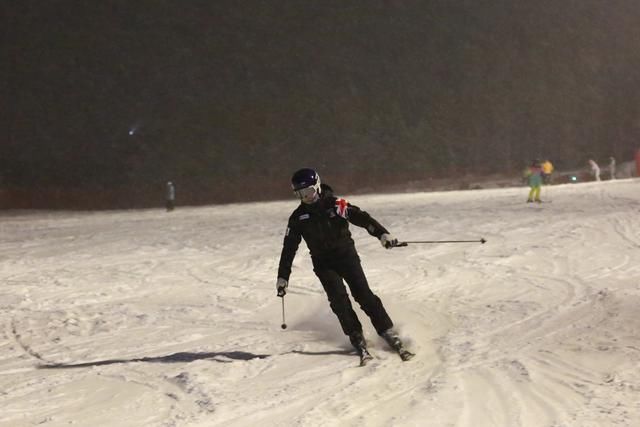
[{"xmin": 293, "ymin": 185, "xmax": 317, "ymax": 200}]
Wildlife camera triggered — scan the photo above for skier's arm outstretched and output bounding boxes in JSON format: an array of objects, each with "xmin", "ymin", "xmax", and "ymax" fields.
[
  {"xmin": 276, "ymin": 217, "xmax": 302, "ymax": 296},
  {"xmin": 336, "ymin": 198, "xmax": 398, "ymax": 249}
]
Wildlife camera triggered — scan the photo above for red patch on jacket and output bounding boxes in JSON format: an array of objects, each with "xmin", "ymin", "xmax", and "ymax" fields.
[{"xmin": 335, "ymin": 198, "xmax": 348, "ymax": 218}]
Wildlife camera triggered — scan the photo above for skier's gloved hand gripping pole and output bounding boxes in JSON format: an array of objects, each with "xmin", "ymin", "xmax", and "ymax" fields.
[
  {"xmin": 379, "ymin": 233, "xmax": 398, "ymax": 249},
  {"xmin": 276, "ymin": 277, "xmax": 288, "ymax": 297}
]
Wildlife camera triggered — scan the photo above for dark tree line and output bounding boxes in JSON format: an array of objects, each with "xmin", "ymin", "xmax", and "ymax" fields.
[{"xmin": 3, "ymin": 1, "xmax": 640, "ymax": 208}]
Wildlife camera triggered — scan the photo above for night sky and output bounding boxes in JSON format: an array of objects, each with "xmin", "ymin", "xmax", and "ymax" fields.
[{"xmin": 4, "ymin": 1, "xmax": 640, "ymax": 208}]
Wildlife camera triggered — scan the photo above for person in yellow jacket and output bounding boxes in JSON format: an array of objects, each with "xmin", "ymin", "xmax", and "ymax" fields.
[{"xmin": 541, "ymin": 159, "xmax": 554, "ymax": 184}]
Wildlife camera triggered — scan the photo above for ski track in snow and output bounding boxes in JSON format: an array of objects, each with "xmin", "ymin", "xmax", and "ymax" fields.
[{"xmin": 1, "ymin": 179, "xmax": 639, "ymax": 426}]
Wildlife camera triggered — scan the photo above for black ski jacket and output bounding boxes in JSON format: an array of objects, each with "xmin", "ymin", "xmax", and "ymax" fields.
[{"xmin": 277, "ymin": 193, "xmax": 389, "ymax": 281}]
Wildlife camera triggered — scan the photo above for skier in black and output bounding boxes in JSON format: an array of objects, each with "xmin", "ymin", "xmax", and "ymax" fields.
[
  {"xmin": 165, "ymin": 181, "xmax": 176, "ymax": 212},
  {"xmin": 276, "ymin": 168, "xmax": 414, "ymax": 364}
]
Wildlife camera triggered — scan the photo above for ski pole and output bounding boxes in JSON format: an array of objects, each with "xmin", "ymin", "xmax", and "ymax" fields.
[
  {"xmin": 396, "ymin": 238, "xmax": 486, "ymax": 246},
  {"xmin": 280, "ymin": 297, "xmax": 287, "ymax": 329}
]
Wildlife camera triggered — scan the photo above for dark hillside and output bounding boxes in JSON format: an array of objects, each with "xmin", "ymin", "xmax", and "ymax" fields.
[{"xmin": 3, "ymin": 1, "xmax": 639, "ymax": 208}]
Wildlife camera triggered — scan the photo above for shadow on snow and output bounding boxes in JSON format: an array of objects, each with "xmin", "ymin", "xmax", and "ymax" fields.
[
  {"xmin": 37, "ymin": 351, "xmax": 271, "ymax": 369},
  {"xmin": 36, "ymin": 349, "xmax": 356, "ymax": 369}
]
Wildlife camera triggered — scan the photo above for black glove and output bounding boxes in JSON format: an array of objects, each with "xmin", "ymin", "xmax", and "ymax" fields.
[
  {"xmin": 276, "ymin": 278, "xmax": 288, "ymax": 297},
  {"xmin": 380, "ymin": 233, "xmax": 398, "ymax": 249}
]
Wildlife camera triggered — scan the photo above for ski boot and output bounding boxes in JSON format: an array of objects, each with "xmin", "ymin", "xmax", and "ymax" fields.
[
  {"xmin": 350, "ymin": 332, "xmax": 373, "ymax": 366},
  {"xmin": 381, "ymin": 329, "xmax": 415, "ymax": 361}
]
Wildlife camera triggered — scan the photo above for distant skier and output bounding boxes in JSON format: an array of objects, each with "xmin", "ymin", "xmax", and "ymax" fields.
[
  {"xmin": 541, "ymin": 159, "xmax": 554, "ymax": 184},
  {"xmin": 276, "ymin": 168, "xmax": 414, "ymax": 365},
  {"xmin": 608, "ymin": 157, "xmax": 616, "ymax": 180},
  {"xmin": 588, "ymin": 159, "xmax": 601, "ymax": 182},
  {"xmin": 523, "ymin": 160, "xmax": 543, "ymax": 203},
  {"xmin": 166, "ymin": 181, "xmax": 175, "ymax": 212}
]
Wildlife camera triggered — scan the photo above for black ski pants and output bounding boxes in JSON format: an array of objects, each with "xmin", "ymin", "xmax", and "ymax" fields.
[{"xmin": 312, "ymin": 246, "xmax": 393, "ymax": 337}]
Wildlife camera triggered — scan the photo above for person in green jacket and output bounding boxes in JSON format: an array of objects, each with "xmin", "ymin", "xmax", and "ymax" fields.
[{"xmin": 523, "ymin": 160, "xmax": 543, "ymax": 203}]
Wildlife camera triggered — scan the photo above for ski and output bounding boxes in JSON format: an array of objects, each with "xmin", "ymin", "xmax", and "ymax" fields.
[
  {"xmin": 358, "ymin": 347, "xmax": 414, "ymax": 364},
  {"xmin": 381, "ymin": 329, "xmax": 415, "ymax": 362},
  {"xmin": 359, "ymin": 349, "xmax": 374, "ymax": 366},
  {"xmin": 397, "ymin": 348, "xmax": 415, "ymax": 361}
]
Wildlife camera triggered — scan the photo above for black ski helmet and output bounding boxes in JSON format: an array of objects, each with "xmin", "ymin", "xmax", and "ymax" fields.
[
  {"xmin": 291, "ymin": 168, "xmax": 321, "ymax": 191},
  {"xmin": 291, "ymin": 168, "xmax": 322, "ymax": 203}
]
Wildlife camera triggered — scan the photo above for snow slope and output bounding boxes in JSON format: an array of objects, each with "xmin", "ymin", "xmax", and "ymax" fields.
[{"xmin": 1, "ymin": 179, "xmax": 639, "ymax": 427}]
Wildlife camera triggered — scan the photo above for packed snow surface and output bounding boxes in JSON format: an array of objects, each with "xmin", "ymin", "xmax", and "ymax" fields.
[{"xmin": 1, "ymin": 179, "xmax": 639, "ymax": 427}]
